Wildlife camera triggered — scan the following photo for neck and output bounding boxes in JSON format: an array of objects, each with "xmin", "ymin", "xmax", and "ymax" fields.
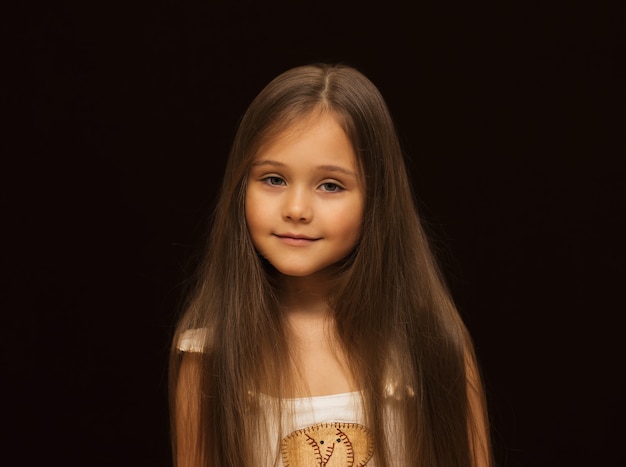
[
  {"xmin": 278, "ymin": 273, "xmax": 334, "ymax": 317},
  {"xmin": 277, "ymin": 272, "xmax": 355, "ymax": 397}
]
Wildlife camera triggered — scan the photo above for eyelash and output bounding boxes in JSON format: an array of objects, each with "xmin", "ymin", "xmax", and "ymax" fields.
[
  {"xmin": 260, "ymin": 177, "xmax": 344, "ymax": 192},
  {"xmin": 320, "ymin": 182, "xmax": 343, "ymax": 192},
  {"xmin": 264, "ymin": 176, "xmax": 285, "ymax": 186}
]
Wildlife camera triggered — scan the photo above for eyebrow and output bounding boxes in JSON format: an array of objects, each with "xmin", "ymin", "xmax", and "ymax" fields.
[{"xmin": 251, "ymin": 159, "xmax": 358, "ymax": 177}]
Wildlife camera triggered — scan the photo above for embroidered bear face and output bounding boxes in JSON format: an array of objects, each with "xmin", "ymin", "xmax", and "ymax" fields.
[{"xmin": 281, "ymin": 422, "xmax": 374, "ymax": 466}]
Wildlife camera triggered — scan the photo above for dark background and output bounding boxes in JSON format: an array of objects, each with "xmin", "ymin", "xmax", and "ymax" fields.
[{"xmin": 3, "ymin": 1, "xmax": 624, "ymax": 466}]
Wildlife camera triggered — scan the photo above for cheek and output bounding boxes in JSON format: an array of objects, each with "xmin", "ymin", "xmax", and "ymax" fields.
[
  {"xmin": 336, "ymin": 205, "xmax": 364, "ymax": 242},
  {"xmin": 244, "ymin": 191, "xmax": 256, "ymax": 232},
  {"xmin": 245, "ymin": 192, "xmax": 265, "ymax": 237},
  {"xmin": 351, "ymin": 204, "xmax": 365, "ymax": 242}
]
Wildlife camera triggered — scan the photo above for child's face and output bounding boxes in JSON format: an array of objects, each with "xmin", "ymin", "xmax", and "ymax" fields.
[{"xmin": 245, "ymin": 113, "xmax": 364, "ymax": 279}]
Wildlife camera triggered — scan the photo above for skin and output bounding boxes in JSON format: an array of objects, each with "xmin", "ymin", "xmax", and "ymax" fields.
[
  {"xmin": 245, "ymin": 112, "xmax": 365, "ymax": 396},
  {"xmin": 245, "ymin": 112, "xmax": 364, "ymax": 289},
  {"xmin": 175, "ymin": 112, "xmax": 491, "ymax": 466}
]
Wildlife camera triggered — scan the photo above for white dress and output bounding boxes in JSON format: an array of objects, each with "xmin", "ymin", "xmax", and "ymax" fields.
[
  {"xmin": 177, "ymin": 329, "xmax": 398, "ymax": 466},
  {"xmin": 266, "ymin": 391, "xmax": 374, "ymax": 466}
]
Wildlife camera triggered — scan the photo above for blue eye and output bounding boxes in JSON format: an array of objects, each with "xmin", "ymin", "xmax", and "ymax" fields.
[
  {"xmin": 264, "ymin": 177, "xmax": 285, "ymax": 186},
  {"xmin": 320, "ymin": 182, "xmax": 342, "ymax": 192}
]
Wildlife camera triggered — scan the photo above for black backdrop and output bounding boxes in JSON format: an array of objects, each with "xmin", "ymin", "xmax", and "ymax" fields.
[{"xmin": 3, "ymin": 1, "xmax": 624, "ymax": 466}]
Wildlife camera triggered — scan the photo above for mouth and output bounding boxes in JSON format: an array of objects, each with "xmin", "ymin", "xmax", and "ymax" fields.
[{"xmin": 274, "ymin": 233, "xmax": 321, "ymax": 245}]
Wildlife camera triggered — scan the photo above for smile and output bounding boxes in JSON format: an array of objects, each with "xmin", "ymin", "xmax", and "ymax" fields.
[{"xmin": 274, "ymin": 233, "xmax": 320, "ymax": 246}]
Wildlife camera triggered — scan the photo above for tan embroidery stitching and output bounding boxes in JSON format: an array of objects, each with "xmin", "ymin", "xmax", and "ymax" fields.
[{"xmin": 281, "ymin": 422, "xmax": 374, "ymax": 466}]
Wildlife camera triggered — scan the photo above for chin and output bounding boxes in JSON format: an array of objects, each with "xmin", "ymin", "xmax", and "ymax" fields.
[
  {"xmin": 275, "ymin": 263, "xmax": 342, "ymax": 279},
  {"xmin": 277, "ymin": 269, "xmax": 319, "ymax": 278}
]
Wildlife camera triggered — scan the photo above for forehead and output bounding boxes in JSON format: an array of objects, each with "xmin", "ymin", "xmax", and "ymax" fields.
[{"xmin": 253, "ymin": 112, "xmax": 356, "ymax": 163}]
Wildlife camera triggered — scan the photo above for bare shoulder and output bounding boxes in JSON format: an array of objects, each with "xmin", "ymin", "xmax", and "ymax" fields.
[
  {"xmin": 174, "ymin": 334, "xmax": 208, "ymax": 467},
  {"xmin": 176, "ymin": 327, "xmax": 213, "ymax": 353}
]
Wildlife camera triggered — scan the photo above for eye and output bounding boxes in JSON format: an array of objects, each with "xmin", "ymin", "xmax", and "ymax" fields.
[
  {"xmin": 263, "ymin": 176, "xmax": 285, "ymax": 186},
  {"xmin": 319, "ymin": 182, "xmax": 343, "ymax": 192}
]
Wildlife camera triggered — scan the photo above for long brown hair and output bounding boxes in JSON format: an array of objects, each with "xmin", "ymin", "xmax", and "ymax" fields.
[{"xmin": 169, "ymin": 63, "xmax": 492, "ymax": 466}]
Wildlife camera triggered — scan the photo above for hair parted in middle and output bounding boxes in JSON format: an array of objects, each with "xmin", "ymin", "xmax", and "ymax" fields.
[{"xmin": 170, "ymin": 63, "xmax": 483, "ymax": 466}]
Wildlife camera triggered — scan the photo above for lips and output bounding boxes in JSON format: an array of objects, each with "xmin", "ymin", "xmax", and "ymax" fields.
[{"xmin": 274, "ymin": 233, "xmax": 320, "ymax": 245}]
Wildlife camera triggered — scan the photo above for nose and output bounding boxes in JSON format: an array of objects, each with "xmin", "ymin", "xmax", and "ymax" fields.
[{"xmin": 282, "ymin": 187, "xmax": 313, "ymax": 223}]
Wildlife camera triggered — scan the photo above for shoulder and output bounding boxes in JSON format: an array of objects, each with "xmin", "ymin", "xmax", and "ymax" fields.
[{"xmin": 176, "ymin": 327, "xmax": 212, "ymax": 353}]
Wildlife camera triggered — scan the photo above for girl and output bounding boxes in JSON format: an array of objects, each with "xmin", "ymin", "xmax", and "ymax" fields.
[{"xmin": 169, "ymin": 63, "xmax": 492, "ymax": 467}]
